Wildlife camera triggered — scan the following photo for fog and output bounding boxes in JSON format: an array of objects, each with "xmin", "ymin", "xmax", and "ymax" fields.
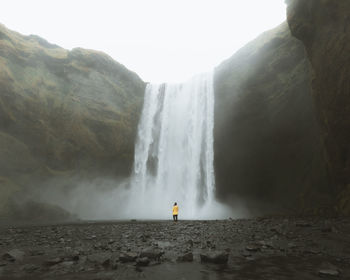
[
  {"xmin": 1, "ymin": 0, "xmax": 286, "ymax": 83},
  {"xmin": 36, "ymin": 176, "xmax": 249, "ymax": 220},
  {"xmin": 36, "ymin": 72, "xmax": 250, "ymax": 221},
  {"xmin": 1, "ymin": 1, "xmax": 288, "ymax": 221}
]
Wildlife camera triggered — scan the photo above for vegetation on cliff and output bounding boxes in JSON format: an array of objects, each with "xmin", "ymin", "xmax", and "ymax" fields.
[{"xmin": 0, "ymin": 24, "xmax": 145, "ymax": 219}]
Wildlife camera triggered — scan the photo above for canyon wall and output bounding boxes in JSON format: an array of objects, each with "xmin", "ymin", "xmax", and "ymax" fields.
[
  {"xmin": 214, "ymin": 22, "xmax": 330, "ymax": 215},
  {"xmin": 287, "ymin": 0, "xmax": 350, "ymax": 215},
  {"xmin": 0, "ymin": 24, "xmax": 145, "ymax": 219}
]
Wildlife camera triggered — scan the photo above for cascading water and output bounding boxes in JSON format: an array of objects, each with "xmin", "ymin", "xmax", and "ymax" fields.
[
  {"xmin": 128, "ymin": 71, "xmax": 227, "ymax": 219},
  {"xmin": 40, "ymin": 71, "xmax": 231, "ymax": 220}
]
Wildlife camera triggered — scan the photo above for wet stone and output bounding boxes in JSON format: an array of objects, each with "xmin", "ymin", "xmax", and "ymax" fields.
[
  {"xmin": 87, "ymin": 253, "xmax": 112, "ymax": 267},
  {"xmin": 185, "ymin": 239, "xmax": 194, "ymax": 247},
  {"xmin": 139, "ymin": 247, "xmax": 164, "ymax": 261},
  {"xmin": 45, "ymin": 257, "xmax": 63, "ymax": 266},
  {"xmin": 29, "ymin": 250, "xmax": 44, "ymax": 256},
  {"xmin": 245, "ymin": 244, "xmax": 260, "ymax": 252},
  {"xmin": 119, "ymin": 252, "xmax": 138, "ymax": 263},
  {"xmin": 320, "ymin": 226, "xmax": 332, "ymax": 233},
  {"xmin": 295, "ymin": 222, "xmax": 311, "ymax": 227},
  {"xmin": 61, "ymin": 261, "xmax": 75, "ymax": 267},
  {"xmin": 70, "ymin": 250, "xmax": 80, "ymax": 261},
  {"xmin": 21, "ymin": 264, "xmax": 40, "ymax": 272},
  {"xmin": 176, "ymin": 252, "xmax": 193, "ymax": 262},
  {"xmin": 241, "ymin": 251, "xmax": 252, "ymax": 257},
  {"xmin": 136, "ymin": 257, "xmax": 150, "ymax": 266},
  {"xmin": 200, "ymin": 251, "xmax": 229, "ymax": 264},
  {"xmin": 3, "ymin": 249, "xmax": 25, "ymax": 262},
  {"xmin": 318, "ymin": 269, "xmax": 340, "ymax": 277}
]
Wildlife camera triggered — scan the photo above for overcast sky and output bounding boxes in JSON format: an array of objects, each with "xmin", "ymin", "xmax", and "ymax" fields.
[{"xmin": 1, "ymin": 0, "xmax": 286, "ymax": 83}]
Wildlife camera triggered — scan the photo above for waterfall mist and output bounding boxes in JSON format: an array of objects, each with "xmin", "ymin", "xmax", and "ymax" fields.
[
  {"xmin": 126, "ymin": 71, "xmax": 230, "ymax": 219},
  {"xmin": 38, "ymin": 72, "xmax": 235, "ymax": 220}
]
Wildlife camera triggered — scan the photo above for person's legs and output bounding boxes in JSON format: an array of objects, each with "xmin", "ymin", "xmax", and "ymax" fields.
[
  {"xmin": 175, "ymin": 215, "xmax": 178, "ymax": 222},
  {"xmin": 173, "ymin": 215, "xmax": 176, "ymax": 221}
]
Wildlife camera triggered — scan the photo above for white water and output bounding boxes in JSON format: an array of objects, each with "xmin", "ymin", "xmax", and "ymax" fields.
[
  {"xmin": 127, "ymin": 71, "xmax": 228, "ymax": 219},
  {"xmin": 38, "ymin": 72, "xmax": 233, "ymax": 220}
]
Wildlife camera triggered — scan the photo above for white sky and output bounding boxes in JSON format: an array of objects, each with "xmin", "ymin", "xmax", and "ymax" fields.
[{"xmin": 1, "ymin": 0, "xmax": 286, "ymax": 83}]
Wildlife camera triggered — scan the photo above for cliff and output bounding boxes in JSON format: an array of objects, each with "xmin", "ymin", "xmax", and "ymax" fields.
[
  {"xmin": 0, "ymin": 24, "xmax": 145, "ymax": 219},
  {"xmin": 2, "ymin": 11, "xmax": 348, "ymax": 219},
  {"xmin": 287, "ymin": 0, "xmax": 350, "ymax": 215},
  {"xmin": 214, "ymin": 22, "xmax": 330, "ymax": 215}
]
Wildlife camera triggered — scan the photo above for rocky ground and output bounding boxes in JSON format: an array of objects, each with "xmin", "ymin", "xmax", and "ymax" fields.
[{"xmin": 0, "ymin": 217, "xmax": 349, "ymax": 279}]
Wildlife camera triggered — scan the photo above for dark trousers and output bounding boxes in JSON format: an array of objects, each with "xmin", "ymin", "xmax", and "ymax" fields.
[{"xmin": 173, "ymin": 215, "xmax": 178, "ymax": 221}]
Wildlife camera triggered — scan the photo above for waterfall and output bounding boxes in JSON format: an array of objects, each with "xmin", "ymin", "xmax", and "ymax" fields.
[{"xmin": 129, "ymin": 71, "xmax": 221, "ymax": 219}]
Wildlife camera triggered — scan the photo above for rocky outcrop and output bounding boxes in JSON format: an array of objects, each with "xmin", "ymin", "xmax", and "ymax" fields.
[
  {"xmin": 287, "ymin": 0, "xmax": 350, "ymax": 215},
  {"xmin": 214, "ymin": 22, "xmax": 330, "ymax": 215},
  {"xmin": 0, "ymin": 24, "xmax": 145, "ymax": 219}
]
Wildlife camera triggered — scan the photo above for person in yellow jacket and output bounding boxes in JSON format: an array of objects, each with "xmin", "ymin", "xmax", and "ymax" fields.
[{"xmin": 172, "ymin": 202, "xmax": 178, "ymax": 222}]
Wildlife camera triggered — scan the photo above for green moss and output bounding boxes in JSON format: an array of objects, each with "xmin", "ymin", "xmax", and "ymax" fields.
[{"xmin": 0, "ymin": 24, "xmax": 146, "ymax": 216}]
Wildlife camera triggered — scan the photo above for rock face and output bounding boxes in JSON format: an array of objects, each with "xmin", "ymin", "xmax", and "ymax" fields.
[
  {"xmin": 1, "ymin": 13, "xmax": 348, "ymax": 219},
  {"xmin": 214, "ymin": 22, "xmax": 330, "ymax": 215},
  {"xmin": 0, "ymin": 24, "xmax": 145, "ymax": 219},
  {"xmin": 286, "ymin": 0, "xmax": 350, "ymax": 215}
]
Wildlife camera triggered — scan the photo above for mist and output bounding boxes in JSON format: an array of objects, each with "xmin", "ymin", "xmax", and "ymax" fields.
[
  {"xmin": 1, "ymin": 0, "xmax": 286, "ymax": 83},
  {"xmin": 36, "ymin": 72, "xmax": 250, "ymax": 221},
  {"xmin": 36, "ymin": 176, "xmax": 249, "ymax": 220}
]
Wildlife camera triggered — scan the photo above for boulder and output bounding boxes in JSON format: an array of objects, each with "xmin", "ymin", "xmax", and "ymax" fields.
[
  {"xmin": 119, "ymin": 252, "xmax": 138, "ymax": 263},
  {"xmin": 136, "ymin": 257, "xmax": 150, "ymax": 266},
  {"xmin": 2, "ymin": 249, "xmax": 25, "ymax": 262},
  {"xmin": 176, "ymin": 252, "xmax": 193, "ymax": 262},
  {"xmin": 200, "ymin": 251, "xmax": 229, "ymax": 264},
  {"xmin": 139, "ymin": 247, "xmax": 164, "ymax": 261}
]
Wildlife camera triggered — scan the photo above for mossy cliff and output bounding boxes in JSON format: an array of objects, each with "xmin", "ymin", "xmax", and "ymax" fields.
[
  {"xmin": 214, "ymin": 22, "xmax": 330, "ymax": 215},
  {"xmin": 287, "ymin": 0, "xmax": 350, "ymax": 215},
  {"xmin": 2, "ymin": 12, "xmax": 349, "ymax": 219},
  {"xmin": 0, "ymin": 24, "xmax": 145, "ymax": 219}
]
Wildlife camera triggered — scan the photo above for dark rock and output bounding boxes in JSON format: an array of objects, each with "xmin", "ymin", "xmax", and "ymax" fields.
[
  {"xmin": 241, "ymin": 251, "xmax": 252, "ymax": 257},
  {"xmin": 318, "ymin": 269, "xmax": 340, "ymax": 277},
  {"xmin": 185, "ymin": 239, "xmax": 194, "ymax": 247},
  {"xmin": 2, "ymin": 249, "xmax": 25, "ymax": 262},
  {"xmin": 214, "ymin": 20, "xmax": 327, "ymax": 215},
  {"xmin": 29, "ymin": 250, "xmax": 44, "ymax": 256},
  {"xmin": 245, "ymin": 244, "xmax": 260, "ymax": 252},
  {"xmin": 135, "ymin": 266, "xmax": 143, "ymax": 272},
  {"xmin": 317, "ymin": 262, "xmax": 340, "ymax": 277},
  {"xmin": 87, "ymin": 253, "xmax": 111, "ymax": 267},
  {"xmin": 296, "ymin": 222, "xmax": 311, "ymax": 227},
  {"xmin": 70, "ymin": 250, "xmax": 80, "ymax": 261},
  {"xmin": 287, "ymin": 0, "xmax": 350, "ymax": 216},
  {"xmin": 257, "ymin": 240, "xmax": 274, "ymax": 249},
  {"xmin": 119, "ymin": 252, "xmax": 138, "ymax": 263},
  {"xmin": 206, "ymin": 240, "xmax": 216, "ymax": 249},
  {"xmin": 21, "ymin": 264, "xmax": 39, "ymax": 272},
  {"xmin": 176, "ymin": 252, "xmax": 193, "ymax": 262},
  {"xmin": 61, "ymin": 261, "xmax": 75, "ymax": 267},
  {"xmin": 45, "ymin": 257, "xmax": 63, "ymax": 266},
  {"xmin": 136, "ymin": 257, "xmax": 150, "ymax": 266},
  {"xmin": 321, "ymin": 227, "xmax": 332, "ymax": 233},
  {"xmin": 200, "ymin": 251, "xmax": 229, "ymax": 264},
  {"xmin": 303, "ymin": 249, "xmax": 320, "ymax": 255},
  {"xmin": 139, "ymin": 247, "xmax": 164, "ymax": 261}
]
